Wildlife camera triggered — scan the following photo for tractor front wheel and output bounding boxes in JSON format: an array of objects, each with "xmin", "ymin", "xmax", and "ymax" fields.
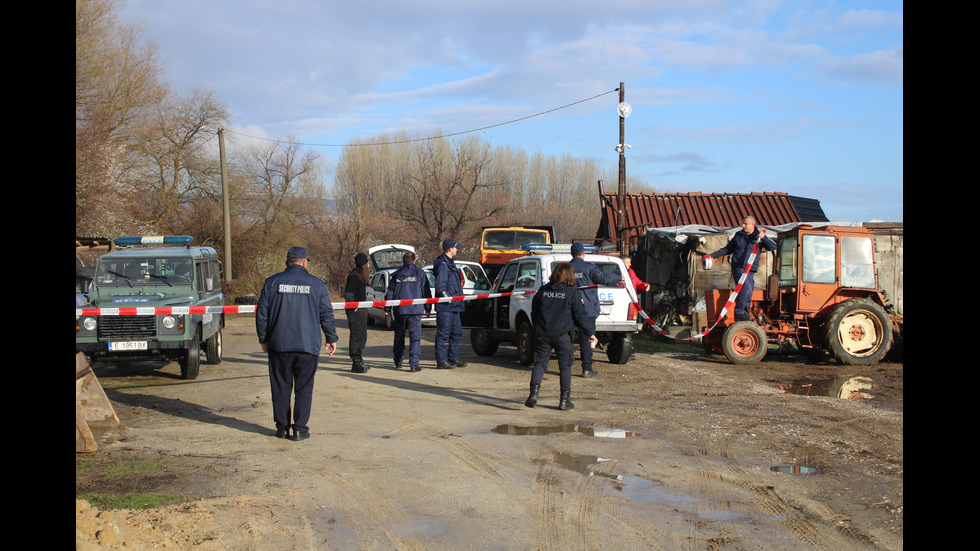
[{"xmin": 722, "ymin": 321, "xmax": 768, "ymax": 365}]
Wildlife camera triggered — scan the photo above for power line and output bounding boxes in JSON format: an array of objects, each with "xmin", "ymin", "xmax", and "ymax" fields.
[{"xmin": 224, "ymin": 88, "xmax": 620, "ymax": 148}]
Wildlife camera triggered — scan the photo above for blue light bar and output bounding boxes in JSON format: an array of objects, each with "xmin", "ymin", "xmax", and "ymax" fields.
[
  {"xmin": 521, "ymin": 243, "xmax": 598, "ymax": 252},
  {"xmin": 114, "ymin": 235, "xmax": 194, "ymax": 246}
]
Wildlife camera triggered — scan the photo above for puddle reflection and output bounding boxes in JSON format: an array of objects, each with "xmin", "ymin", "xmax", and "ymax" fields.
[
  {"xmin": 781, "ymin": 375, "xmax": 876, "ymax": 399},
  {"xmin": 492, "ymin": 423, "xmax": 641, "ymax": 438}
]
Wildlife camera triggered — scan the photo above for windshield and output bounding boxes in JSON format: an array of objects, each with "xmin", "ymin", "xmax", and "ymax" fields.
[
  {"xmin": 550, "ymin": 260, "xmax": 623, "ymax": 287},
  {"xmin": 482, "ymin": 230, "xmax": 548, "ymax": 250},
  {"xmin": 96, "ymin": 257, "xmax": 194, "ymax": 287}
]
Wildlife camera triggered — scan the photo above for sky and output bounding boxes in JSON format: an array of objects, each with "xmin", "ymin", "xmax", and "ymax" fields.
[{"xmin": 119, "ymin": 0, "xmax": 903, "ymax": 223}]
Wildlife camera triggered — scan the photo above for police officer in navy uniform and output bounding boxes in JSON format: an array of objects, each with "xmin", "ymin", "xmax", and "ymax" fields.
[
  {"xmin": 569, "ymin": 242, "xmax": 621, "ymax": 378},
  {"xmin": 385, "ymin": 252, "xmax": 432, "ymax": 372},
  {"xmin": 526, "ymin": 262, "xmax": 596, "ymax": 410},
  {"xmin": 256, "ymin": 246, "xmax": 338, "ymax": 441},
  {"xmin": 706, "ymin": 216, "xmax": 777, "ymax": 321},
  {"xmin": 433, "ymin": 238, "xmax": 467, "ymax": 369}
]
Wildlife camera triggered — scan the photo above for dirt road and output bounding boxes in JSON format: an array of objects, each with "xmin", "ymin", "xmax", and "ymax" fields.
[{"xmin": 76, "ymin": 315, "xmax": 903, "ymax": 550}]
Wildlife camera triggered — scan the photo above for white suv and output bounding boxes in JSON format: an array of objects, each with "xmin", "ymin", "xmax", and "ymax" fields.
[{"xmin": 462, "ymin": 248, "xmax": 640, "ymax": 365}]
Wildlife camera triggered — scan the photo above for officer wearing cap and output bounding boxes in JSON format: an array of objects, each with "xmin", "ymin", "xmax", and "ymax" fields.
[
  {"xmin": 433, "ymin": 238, "xmax": 467, "ymax": 369},
  {"xmin": 385, "ymin": 251, "xmax": 432, "ymax": 372},
  {"xmin": 569, "ymin": 242, "xmax": 622, "ymax": 378},
  {"xmin": 256, "ymin": 246, "xmax": 338, "ymax": 441}
]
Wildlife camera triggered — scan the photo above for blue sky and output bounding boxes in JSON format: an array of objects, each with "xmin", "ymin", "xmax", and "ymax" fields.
[{"xmin": 120, "ymin": 0, "xmax": 903, "ymax": 222}]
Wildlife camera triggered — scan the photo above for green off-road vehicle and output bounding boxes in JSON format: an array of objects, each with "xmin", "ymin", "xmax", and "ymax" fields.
[{"xmin": 75, "ymin": 235, "xmax": 224, "ymax": 379}]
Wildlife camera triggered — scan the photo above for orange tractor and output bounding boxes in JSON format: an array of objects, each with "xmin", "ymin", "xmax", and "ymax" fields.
[{"xmin": 702, "ymin": 225, "xmax": 900, "ymax": 365}]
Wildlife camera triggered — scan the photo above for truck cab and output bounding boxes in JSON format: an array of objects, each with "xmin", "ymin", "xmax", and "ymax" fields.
[{"xmin": 75, "ymin": 235, "xmax": 224, "ymax": 379}]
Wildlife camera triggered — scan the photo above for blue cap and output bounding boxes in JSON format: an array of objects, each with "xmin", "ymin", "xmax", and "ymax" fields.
[
  {"xmin": 571, "ymin": 242, "xmax": 585, "ymax": 254},
  {"xmin": 442, "ymin": 238, "xmax": 459, "ymax": 250},
  {"xmin": 287, "ymin": 246, "xmax": 308, "ymax": 260}
]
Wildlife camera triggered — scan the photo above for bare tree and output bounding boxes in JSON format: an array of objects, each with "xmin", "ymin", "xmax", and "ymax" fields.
[
  {"xmin": 76, "ymin": 0, "xmax": 167, "ymax": 236},
  {"xmin": 395, "ymin": 135, "xmax": 508, "ymax": 244},
  {"xmin": 129, "ymin": 88, "xmax": 230, "ymax": 229}
]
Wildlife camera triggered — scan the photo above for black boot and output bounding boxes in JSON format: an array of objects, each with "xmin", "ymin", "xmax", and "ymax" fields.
[
  {"xmin": 558, "ymin": 390, "xmax": 574, "ymax": 410},
  {"xmin": 525, "ymin": 383, "xmax": 540, "ymax": 408}
]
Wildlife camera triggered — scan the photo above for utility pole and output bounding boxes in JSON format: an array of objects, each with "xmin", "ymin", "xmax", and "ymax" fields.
[
  {"xmin": 218, "ymin": 129, "xmax": 232, "ymax": 282},
  {"xmin": 616, "ymin": 82, "xmax": 630, "ymax": 255}
]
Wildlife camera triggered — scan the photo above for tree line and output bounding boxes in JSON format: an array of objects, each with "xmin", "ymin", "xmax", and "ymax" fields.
[{"xmin": 76, "ymin": 0, "xmax": 654, "ymax": 298}]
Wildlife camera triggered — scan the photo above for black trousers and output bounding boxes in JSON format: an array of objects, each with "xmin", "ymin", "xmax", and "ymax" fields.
[
  {"xmin": 575, "ymin": 318, "xmax": 598, "ymax": 371},
  {"xmin": 530, "ymin": 334, "xmax": 574, "ymax": 392},
  {"xmin": 346, "ymin": 308, "xmax": 368, "ymax": 360},
  {"xmin": 268, "ymin": 351, "xmax": 319, "ymax": 433}
]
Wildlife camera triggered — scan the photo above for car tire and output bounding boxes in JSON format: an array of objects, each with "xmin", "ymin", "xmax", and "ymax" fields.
[
  {"xmin": 606, "ymin": 333, "xmax": 633, "ymax": 364},
  {"xmin": 205, "ymin": 328, "xmax": 222, "ymax": 365},
  {"xmin": 517, "ymin": 319, "xmax": 534, "ymax": 366},
  {"xmin": 471, "ymin": 328, "xmax": 499, "ymax": 356},
  {"xmin": 180, "ymin": 327, "xmax": 201, "ymax": 379}
]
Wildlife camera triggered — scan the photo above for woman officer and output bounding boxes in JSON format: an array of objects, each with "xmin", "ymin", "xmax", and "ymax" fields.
[{"xmin": 526, "ymin": 262, "xmax": 597, "ymax": 410}]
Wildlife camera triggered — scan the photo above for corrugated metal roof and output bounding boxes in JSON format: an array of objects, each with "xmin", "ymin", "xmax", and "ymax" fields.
[{"xmin": 596, "ymin": 191, "xmax": 825, "ymax": 246}]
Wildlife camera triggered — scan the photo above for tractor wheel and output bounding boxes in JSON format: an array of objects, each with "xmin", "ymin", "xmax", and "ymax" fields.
[
  {"xmin": 471, "ymin": 328, "xmax": 499, "ymax": 356},
  {"xmin": 825, "ymin": 298, "xmax": 893, "ymax": 366},
  {"xmin": 721, "ymin": 321, "xmax": 768, "ymax": 364}
]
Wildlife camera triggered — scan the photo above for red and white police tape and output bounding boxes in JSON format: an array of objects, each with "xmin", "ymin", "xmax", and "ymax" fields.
[
  {"xmin": 75, "ymin": 290, "xmax": 537, "ymax": 317},
  {"xmin": 76, "ymin": 231, "xmax": 766, "ymax": 344}
]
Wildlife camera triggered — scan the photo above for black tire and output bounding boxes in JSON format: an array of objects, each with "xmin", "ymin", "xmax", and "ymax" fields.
[
  {"xmin": 205, "ymin": 328, "xmax": 222, "ymax": 365},
  {"xmin": 606, "ymin": 333, "xmax": 633, "ymax": 364},
  {"xmin": 180, "ymin": 327, "xmax": 201, "ymax": 379},
  {"xmin": 471, "ymin": 328, "xmax": 499, "ymax": 356},
  {"xmin": 825, "ymin": 298, "xmax": 893, "ymax": 366},
  {"xmin": 516, "ymin": 319, "xmax": 534, "ymax": 366},
  {"xmin": 722, "ymin": 321, "xmax": 768, "ymax": 364}
]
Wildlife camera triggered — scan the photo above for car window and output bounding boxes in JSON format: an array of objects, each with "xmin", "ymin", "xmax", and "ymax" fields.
[
  {"xmin": 461, "ymin": 265, "xmax": 491, "ymax": 290},
  {"xmin": 371, "ymin": 273, "xmax": 386, "ymax": 292},
  {"xmin": 96, "ymin": 257, "xmax": 193, "ymax": 286},
  {"xmin": 550, "ymin": 260, "xmax": 623, "ymax": 287},
  {"xmin": 515, "ymin": 262, "xmax": 538, "ymax": 289},
  {"xmin": 497, "ymin": 263, "xmax": 519, "ymax": 292}
]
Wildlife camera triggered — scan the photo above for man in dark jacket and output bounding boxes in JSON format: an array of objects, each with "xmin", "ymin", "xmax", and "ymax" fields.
[
  {"xmin": 385, "ymin": 252, "xmax": 432, "ymax": 372},
  {"xmin": 344, "ymin": 252, "xmax": 370, "ymax": 373},
  {"xmin": 256, "ymin": 246, "xmax": 338, "ymax": 441},
  {"xmin": 569, "ymin": 242, "xmax": 622, "ymax": 378},
  {"xmin": 708, "ymin": 216, "xmax": 777, "ymax": 321},
  {"xmin": 526, "ymin": 262, "xmax": 597, "ymax": 410},
  {"xmin": 433, "ymin": 238, "xmax": 466, "ymax": 369}
]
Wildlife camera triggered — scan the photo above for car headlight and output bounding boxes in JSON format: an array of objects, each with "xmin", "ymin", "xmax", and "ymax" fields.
[
  {"xmin": 82, "ymin": 317, "xmax": 97, "ymax": 331},
  {"xmin": 162, "ymin": 315, "xmax": 178, "ymax": 329}
]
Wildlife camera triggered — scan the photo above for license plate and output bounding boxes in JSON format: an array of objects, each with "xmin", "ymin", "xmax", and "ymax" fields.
[
  {"xmin": 600, "ymin": 305, "xmax": 612, "ymax": 315},
  {"xmin": 109, "ymin": 341, "xmax": 147, "ymax": 351}
]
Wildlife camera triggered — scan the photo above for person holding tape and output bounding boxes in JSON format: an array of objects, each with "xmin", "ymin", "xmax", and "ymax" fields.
[
  {"xmin": 256, "ymin": 246, "xmax": 338, "ymax": 441},
  {"xmin": 705, "ymin": 216, "xmax": 777, "ymax": 322},
  {"xmin": 344, "ymin": 252, "xmax": 371, "ymax": 373},
  {"xmin": 526, "ymin": 262, "xmax": 597, "ymax": 410},
  {"xmin": 385, "ymin": 251, "xmax": 432, "ymax": 372},
  {"xmin": 433, "ymin": 238, "xmax": 467, "ymax": 369},
  {"xmin": 570, "ymin": 242, "xmax": 622, "ymax": 378}
]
